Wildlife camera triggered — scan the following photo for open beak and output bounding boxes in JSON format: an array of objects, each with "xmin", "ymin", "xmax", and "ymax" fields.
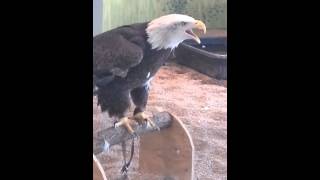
[{"xmin": 185, "ymin": 20, "xmax": 207, "ymax": 44}]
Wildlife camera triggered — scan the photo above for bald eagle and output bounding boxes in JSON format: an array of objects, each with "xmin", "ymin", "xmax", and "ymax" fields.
[{"xmin": 93, "ymin": 14, "xmax": 206, "ymax": 172}]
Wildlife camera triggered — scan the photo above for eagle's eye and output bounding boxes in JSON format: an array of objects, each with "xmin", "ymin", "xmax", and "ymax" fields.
[{"xmin": 180, "ymin": 21, "xmax": 187, "ymax": 26}]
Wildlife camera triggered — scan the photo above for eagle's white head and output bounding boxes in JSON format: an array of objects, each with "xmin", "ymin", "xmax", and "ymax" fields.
[{"xmin": 146, "ymin": 14, "xmax": 206, "ymax": 50}]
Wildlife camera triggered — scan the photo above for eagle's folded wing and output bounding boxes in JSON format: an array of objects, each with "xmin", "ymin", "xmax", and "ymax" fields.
[{"xmin": 93, "ymin": 33, "xmax": 144, "ymax": 79}]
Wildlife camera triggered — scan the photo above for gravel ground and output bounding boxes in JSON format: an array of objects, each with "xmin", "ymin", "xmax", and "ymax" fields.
[{"xmin": 93, "ymin": 62, "xmax": 227, "ymax": 180}]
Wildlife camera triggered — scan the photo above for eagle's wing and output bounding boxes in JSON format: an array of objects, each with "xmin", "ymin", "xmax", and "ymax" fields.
[{"xmin": 93, "ymin": 33, "xmax": 144, "ymax": 79}]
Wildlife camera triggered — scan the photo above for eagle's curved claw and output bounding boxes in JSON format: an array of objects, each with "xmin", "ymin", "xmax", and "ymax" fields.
[
  {"xmin": 133, "ymin": 112, "xmax": 160, "ymax": 131},
  {"xmin": 114, "ymin": 117, "xmax": 136, "ymax": 135},
  {"xmin": 132, "ymin": 112, "xmax": 146, "ymax": 125}
]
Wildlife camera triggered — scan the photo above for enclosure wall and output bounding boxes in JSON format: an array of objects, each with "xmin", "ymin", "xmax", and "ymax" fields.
[{"xmin": 102, "ymin": 0, "xmax": 227, "ymax": 31}]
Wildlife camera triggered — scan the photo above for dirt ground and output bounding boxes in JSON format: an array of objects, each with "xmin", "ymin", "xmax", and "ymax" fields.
[{"xmin": 93, "ymin": 62, "xmax": 227, "ymax": 180}]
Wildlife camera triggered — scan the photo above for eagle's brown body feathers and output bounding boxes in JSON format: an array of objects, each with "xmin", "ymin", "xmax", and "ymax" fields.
[{"xmin": 93, "ymin": 22, "xmax": 171, "ymax": 117}]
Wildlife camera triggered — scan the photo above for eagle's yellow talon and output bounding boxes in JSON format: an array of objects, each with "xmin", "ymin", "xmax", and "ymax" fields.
[
  {"xmin": 133, "ymin": 112, "xmax": 147, "ymax": 125},
  {"xmin": 134, "ymin": 112, "xmax": 159, "ymax": 130},
  {"xmin": 114, "ymin": 117, "xmax": 136, "ymax": 134}
]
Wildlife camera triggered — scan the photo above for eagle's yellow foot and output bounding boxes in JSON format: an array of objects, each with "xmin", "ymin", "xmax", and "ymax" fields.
[
  {"xmin": 114, "ymin": 117, "xmax": 137, "ymax": 137},
  {"xmin": 133, "ymin": 112, "xmax": 160, "ymax": 131}
]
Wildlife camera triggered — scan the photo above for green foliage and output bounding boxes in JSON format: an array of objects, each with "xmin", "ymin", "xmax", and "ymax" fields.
[{"xmin": 102, "ymin": 0, "xmax": 227, "ymax": 31}]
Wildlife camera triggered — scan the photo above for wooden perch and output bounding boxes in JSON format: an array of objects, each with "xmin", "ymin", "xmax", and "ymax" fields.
[{"xmin": 93, "ymin": 112, "xmax": 173, "ymax": 155}]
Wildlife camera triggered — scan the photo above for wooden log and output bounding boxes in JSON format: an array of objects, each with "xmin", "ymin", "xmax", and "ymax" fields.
[{"xmin": 93, "ymin": 112, "xmax": 173, "ymax": 155}]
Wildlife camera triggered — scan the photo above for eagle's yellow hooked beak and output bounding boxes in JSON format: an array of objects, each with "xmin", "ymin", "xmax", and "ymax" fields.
[
  {"xmin": 189, "ymin": 20, "xmax": 207, "ymax": 44},
  {"xmin": 195, "ymin": 20, "xmax": 207, "ymax": 34}
]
